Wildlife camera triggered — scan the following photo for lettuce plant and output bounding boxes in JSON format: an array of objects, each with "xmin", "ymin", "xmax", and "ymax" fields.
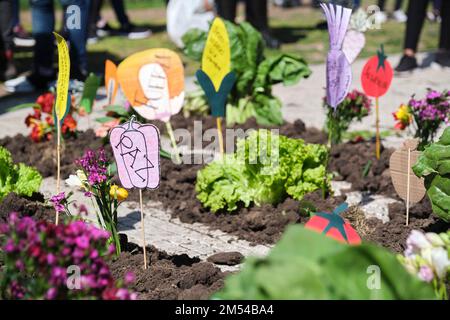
[
  {"xmin": 196, "ymin": 130, "xmax": 331, "ymax": 212},
  {"xmin": 182, "ymin": 21, "xmax": 311, "ymax": 126},
  {"xmin": 0, "ymin": 213, "xmax": 136, "ymax": 300},
  {"xmin": 214, "ymin": 225, "xmax": 436, "ymax": 300},
  {"xmin": 413, "ymin": 127, "xmax": 450, "ymax": 222},
  {"xmin": 0, "ymin": 146, "xmax": 42, "ymax": 201}
]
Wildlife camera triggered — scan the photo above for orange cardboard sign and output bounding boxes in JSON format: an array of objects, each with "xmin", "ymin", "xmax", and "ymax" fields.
[
  {"xmin": 105, "ymin": 60, "xmax": 118, "ymax": 104},
  {"xmin": 117, "ymin": 48, "xmax": 185, "ymax": 122}
]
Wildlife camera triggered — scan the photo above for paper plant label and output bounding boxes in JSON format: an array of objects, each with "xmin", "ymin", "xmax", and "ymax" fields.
[
  {"xmin": 321, "ymin": 3, "xmax": 353, "ymax": 109},
  {"xmin": 53, "ymin": 32, "xmax": 70, "ymax": 123},
  {"xmin": 117, "ymin": 48, "xmax": 185, "ymax": 122},
  {"xmin": 110, "ymin": 118, "xmax": 160, "ymax": 189},
  {"xmin": 105, "ymin": 60, "xmax": 118, "ymax": 104},
  {"xmin": 196, "ymin": 17, "xmax": 236, "ymax": 117},
  {"xmin": 342, "ymin": 30, "xmax": 365, "ymax": 64},
  {"xmin": 389, "ymin": 139, "xmax": 426, "ymax": 204},
  {"xmin": 361, "ymin": 45, "xmax": 393, "ymax": 98},
  {"xmin": 305, "ymin": 203, "xmax": 361, "ymax": 245}
]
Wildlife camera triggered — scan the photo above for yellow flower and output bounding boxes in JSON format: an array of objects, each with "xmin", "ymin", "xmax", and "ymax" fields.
[
  {"xmin": 110, "ymin": 185, "xmax": 128, "ymax": 202},
  {"xmin": 395, "ymin": 104, "xmax": 412, "ymax": 123}
]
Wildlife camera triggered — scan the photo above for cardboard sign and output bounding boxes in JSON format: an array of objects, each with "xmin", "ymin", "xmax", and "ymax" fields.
[
  {"xmin": 53, "ymin": 32, "xmax": 70, "ymax": 122},
  {"xmin": 321, "ymin": 3, "xmax": 353, "ymax": 109},
  {"xmin": 342, "ymin": 30, "xmax": 365, "ymax": 64},
  {"xmin": 105, "ymin": 60, "xmax": 118, "ymax": 105},
  {"xmin": 390, "ymin": 139, "xmax": 426, "ymax": 204},
  {"xmin": 305, "ymin": 203, "xmax": 361, "ymax": 245},
  {"xmin": 361, "ymin": 45, "xmax": 393, "ymax": 98},
  {"xmin": 109, "ymin": 117, "xmax": 160, "ymax": 190},
  {"xmin": 196, "ymin": 17, "xmax": 236, "ymax": 117},
  {"xmin": 117, "ymin": 48, "xmax": 185, "ymax": 122},
  {"xmin": 80, "ymin": 73, "xmax": 101, "ymax": 114}
]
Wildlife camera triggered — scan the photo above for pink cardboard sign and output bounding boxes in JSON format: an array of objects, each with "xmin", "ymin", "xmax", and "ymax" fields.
[{"xmin": 109, "ymin": 117, "xmax": 160, "ymax": 189}]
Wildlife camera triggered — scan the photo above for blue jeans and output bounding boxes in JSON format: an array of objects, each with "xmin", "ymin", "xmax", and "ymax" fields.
[{"xmin": 30, "ymin": 0, "xmax": 89, "ymax": 77}]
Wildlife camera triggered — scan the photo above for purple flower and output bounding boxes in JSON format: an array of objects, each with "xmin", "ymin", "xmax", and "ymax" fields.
[
  {"xmin": 75, "ymin": 235, "xmax": 90, "ymax": 249},
  {"xmin": 45, "ymin": 287, "xmax": 58, "ymax": 299},
  {"xmin": 124, "ymin": 272, "xmax": 135, "ymax": 285},
  {"xmin": 50, "ymin": 192, "xmax": 66, "ymax": 213}
]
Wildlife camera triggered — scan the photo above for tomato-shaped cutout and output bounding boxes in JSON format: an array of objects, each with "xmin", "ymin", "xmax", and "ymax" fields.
[
  {"xmin": 361, "ymin": 45, "xmax": 393, "ymax": 98},
  {"xmin": 304, "ymin": 203, "xmax": 361, "ymax": 245}
]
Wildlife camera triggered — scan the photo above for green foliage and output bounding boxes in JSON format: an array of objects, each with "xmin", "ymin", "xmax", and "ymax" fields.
[
  {"xmin": 182, "ymin": 21, "xmax": 311, "ymax": 125},
  {"xmin": 0, "ymin": 147, "xmax": 42, "ymax": 201},
  {"xmin": 413, "ymin": 127, "xmax": 450, "ymax": 222},
  {"xmin": 214, "ymin": 226, "xmax": 437, "ymax": 300},
  {"xmin": 196, "ymin": 130, "xmax": 330, "ymax": 212}
]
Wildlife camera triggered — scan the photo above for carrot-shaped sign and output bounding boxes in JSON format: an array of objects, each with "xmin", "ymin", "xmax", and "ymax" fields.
[
  {"xmin": 321, "ymin": 3, "xmax": 353, "ymax": 109},
  {"xmin": 105, "ymin": 60, "xmax": 118, "ymax": 105},
  {"xmin": 361, "ymin": 45, "xmax": 393, "ymax": 159},
  {"xmin": 196, "ymin": 18, "xmax": 236, "ymax": 155},
  {"xmin": 109, "ymin": 115, "xmax": 160, "ymax": 269},
  {"xmin": 53, "ymin": 32, "xmax": 70, "ymax": 226},
  {"xmin": 305, "ymin": 203, "xmax": 361, "ymax": 245},
  {"xmin": 117, "ymin": 48, "xmax": 184, "ymax": 163}
]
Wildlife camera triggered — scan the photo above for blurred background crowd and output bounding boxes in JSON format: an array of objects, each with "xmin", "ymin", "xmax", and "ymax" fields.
[{"xmin": 0, "ymin": 0, "xmax": 448, "ymax": 93}]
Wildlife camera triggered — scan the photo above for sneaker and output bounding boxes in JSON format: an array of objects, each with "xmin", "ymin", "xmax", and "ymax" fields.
[
  {"xmin": 96, "ymin": 22, "xmax": 115, "ymax": 38},
  {"xmin": 374, "ymin": 11, "xmax": 387, "ymax": 24},
  {"xmin": 395, "ymin": 55, "xmax": 418, "ymax": 73},
  {"xmin": 393, "ymin": 10, "xmax": 407, "ymax": 23},
  {"xmin": 5, "ymin": 73, "xmax": 53, "ymax": 93},
  {"xmin": 118, "ymin": 24, "xmax": 152, "ymax": 40},
  {"xmin": 13, "ymin": 25, "xmax": 36, "ymax": 47},
  {"xmin": 4, "ymin": 60, "xmax": 17, "ymax": 80},
  {"xmin": 435, "ymin": 52, "xmax": 450, "ymax": 68}
]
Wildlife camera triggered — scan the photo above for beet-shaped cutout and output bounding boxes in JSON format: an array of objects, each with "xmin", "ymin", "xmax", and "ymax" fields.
[{"xmin": 305, "ymin": 203, "xmax": 361, "ymax": 245}]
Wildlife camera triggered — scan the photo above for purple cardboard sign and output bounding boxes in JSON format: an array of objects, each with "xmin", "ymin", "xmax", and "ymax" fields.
[
  {"xmin": 109, "ymin": 116, "xmax": 160, "ymax": 190},
  {"xmin": 321, "ymin": 3, "xmax": 352, "ymax": 109}
]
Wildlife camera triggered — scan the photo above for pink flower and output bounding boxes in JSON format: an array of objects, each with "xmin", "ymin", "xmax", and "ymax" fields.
[
  {"xmin": 418, "ymin": 266, "xmax": 434, "ymax": 282},
  {"xmin": 124, "ymin": 271, "xmax": 135, "ymax": 285}
]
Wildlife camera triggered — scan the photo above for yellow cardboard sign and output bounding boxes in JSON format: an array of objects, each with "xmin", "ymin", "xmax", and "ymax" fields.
[
  {"xmin": 202, "ymin": 18, "xmax": 231, "ymax": 91},
  {"xmin": 53, "ymin": 32, "xmax": 70, "ymax": 121}
]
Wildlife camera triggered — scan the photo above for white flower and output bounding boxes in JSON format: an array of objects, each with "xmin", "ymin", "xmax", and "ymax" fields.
[
  {"xmin": 425, "ymin": 232, "xmax": 445, "ymax": 247},
  {"xmin": 76, "ymin": 170, "xmax": 88, "ymax": 183},
  {"xmin": 406, "ymin": 230, "xmax": 432, "ymax": 253},
  {"xmin": 65, "ymin": 174, "xmax": 83, "ymax": 187},
  {"xmin": 430, "ymin": 247, "xmax": 450, "ymax": 279}
]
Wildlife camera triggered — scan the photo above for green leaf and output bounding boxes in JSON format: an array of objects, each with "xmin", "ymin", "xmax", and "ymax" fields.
[
  {"xmin": 80, "ymin": 73, "xmax": 101, "ymax": 114},
  {"xmin": 182, "ymin": 28, "xmax": 207, "ymax": 61},
  {"xmin": 14, "ymin": 164, "xmax": 42, "ymax": 197},
  {"xmin": 214, "ymin": 226, "xmax": 436, "ymax": 300},
  {"xmin": 104, "ymin": 105, "xmax": 130, "ymax": 116},
  {"xmin": 95, "ymin": 116, "xmax": 117, "ymax": 124}
]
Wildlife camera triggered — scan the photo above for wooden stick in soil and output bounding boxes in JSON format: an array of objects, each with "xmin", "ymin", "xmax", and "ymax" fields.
[
  {"xmin": 216, "ymin": 117, "xmax": 224, "ymax": 156},
  {"xmin": 375, "ymin": 97, "xmax": 381, "ymax": 160},
  {"xmin": 165, "ymin": 121, "xmax": 181, "ymax": 164},
  {"xmin": 139, "ymin": 189, "xmax": 147, "ymax": 270},
  {"xmin": 406, "ymin": 147, "xmax": 411, "ymax": 226},
  {"xmin": 55, "ymin": 122, "xmax": 61, "ymax": 226}
]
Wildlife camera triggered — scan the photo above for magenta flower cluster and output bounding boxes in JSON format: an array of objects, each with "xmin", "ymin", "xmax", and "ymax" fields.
[
  {"xmin": 0, "ymin": 213, "xmax": 136, "ymax": 300},
  {"xmin": 75, "ymin": 149, "xmax": 108, "ymax": 186},
  {"xmin": 50, "ymin": 192, "xmax": 66, "ymax": 213},
  {"xmin": 408, "ymin": 89, "xmax": 450, "ymax": 124}
]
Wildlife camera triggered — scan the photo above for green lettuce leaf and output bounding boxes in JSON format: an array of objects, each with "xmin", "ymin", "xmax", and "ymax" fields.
[
  {"xmin": 214, "ymin": 226, "xmax": 436, "ymax": 300},
  {"xmin": 15, "ymin": 164, "xmax": 43, "ymax": 197}
]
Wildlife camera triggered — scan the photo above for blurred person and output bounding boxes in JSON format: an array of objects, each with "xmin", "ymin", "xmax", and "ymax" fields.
[
  {"xmin": 215, "ymin": 0, "xmax": 281, "ymax": 49},
  {"xmin": 273, "ymin": 0, "xmax": 301, "ymax": 8},
  {"xmin": 376, "ymin": 0, "xmax": 407, "ymax": 23},
  {"xmin": 167, "ymin": 0, "xmax": 214, "ymax": 48},
  {"xmin": 87, "ymin": 0, "xmax": 151, "ymax": 44},
  {"xmin": 5, "ymin": 0, "xmax": 90, "ymax": 93},
  {"xmin": 395, "ymin": 0, "xmax": 450, "ymax": 72},
  {"xmin": 427, "ymin": 0, "xmax": 442, "ymax": 22},
  {"xmin": 0, "ymin": 0, "xmax": 17, "ymax": 80},
  {"xmin": 11, "ymin": 0, "xmax": 36, "ymax": 47}
]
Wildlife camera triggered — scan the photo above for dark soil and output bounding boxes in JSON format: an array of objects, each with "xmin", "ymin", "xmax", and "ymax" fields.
[
  {"xmin": 0, "ymin": 192, "xmax": 54, "ymax": 223},
  {"xmin": 110, "ymin": 240, "xmax": 226, "ymax": 300}
]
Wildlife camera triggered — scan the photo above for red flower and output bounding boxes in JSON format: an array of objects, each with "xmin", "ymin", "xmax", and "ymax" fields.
[
  {"xmin": 36, "ymin": 92, "xmax": 55, "ymax": 114},
  {"xmin": 61, "ymin": 114, "xmax": 77, "ymax": 134}
]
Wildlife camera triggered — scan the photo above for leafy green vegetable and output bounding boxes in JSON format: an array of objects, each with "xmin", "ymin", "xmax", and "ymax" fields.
[
  {"xmin": 182, "ymin": 21, "xmax": 311, "ymax": 126},
  {"xmin": 413, "ymin": 127, "xmax": 450, "ymax": 222},
  {"xmin": 0, "ymin": 147, "xmax": 42, "ymax": 200},
  {"xmin": 196, "ymin": 130, "xmax": 330, "ymax": 212},
  {"xmin": 214, "ymin": 226, "xmax": 436, "ymax": 300}
]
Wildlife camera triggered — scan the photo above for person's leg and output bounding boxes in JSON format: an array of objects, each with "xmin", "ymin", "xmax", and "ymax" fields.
[
  {"xmin": 378, "ymin": 0, "xmax": 385, "ymax": 11},
  {"xmin": 109, "ymin": 0, "xmax": 130, "ymax": 27},
  {"xmin": 404, "ymin": 0, "xmax": 429, "ymax": 54},
  {"xmin": 88, "ymin": 0, "xmax": 102, "ymax": 40},
  {"xmin": 61, "ymin": 0, "xmax": 90, "ymax": 79},
  {"xmin": 0, "ymin": 0, "xmax": 16, "ymax": 79},
  {"xmin": 394, "ymin": 0, "xmax": 403, "ymax": 11},
  {"xmin": 215, "ymin": 0, "xmax": 238, "ymax": 22},
  {"xmin": 438, "ymin": 0, "xmax": 449, "ymax": 50},
  {"xmin": 12, "ymin": 0, "xmax": 19, "ymax": 27},
  {"xmin": 245, "ymin": 0, "xmax": 269, "ymax": 31},
  {"xmin": 31, "ymin": 0, "xmax": 55, "ymax": 78}
]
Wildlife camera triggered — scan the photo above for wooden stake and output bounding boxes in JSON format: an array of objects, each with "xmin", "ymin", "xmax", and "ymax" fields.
[
  {"xmin": 406, "ymin": 147, "xmax": 411, "ymax": 226},
  {"xmin": 165, "ymin": 121, "xmax": 181, "ymax": 164},
  {"xmin": 217, "ymin": 117, "xmax": 224, "ymax": 156},
  {"xmin": 139, "ymin": 189, "xmax": 148, "ymax": 270},
  {"xmin": 55, "ymin": 122, "xmax": 61, "ymax": 226},
  {"xmin": 375, "ymin": 97, "xmax": 380, "ymax": 160}
]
